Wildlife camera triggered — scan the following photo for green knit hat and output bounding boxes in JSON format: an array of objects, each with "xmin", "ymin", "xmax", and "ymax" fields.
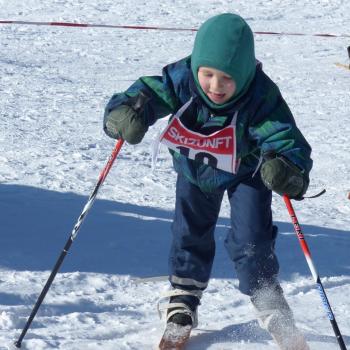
[{"xmin": 191, "ymin": 13, "xmax": 256, "ymax": 109}]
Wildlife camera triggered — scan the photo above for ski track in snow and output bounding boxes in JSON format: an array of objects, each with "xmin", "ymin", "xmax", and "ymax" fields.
[{"xmin": 1, "ymin": 0, "xmax": 350, "ymax": 349}]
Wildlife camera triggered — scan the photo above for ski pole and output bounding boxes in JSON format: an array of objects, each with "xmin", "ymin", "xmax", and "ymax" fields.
[
  {"xmin": 13, "ymin": 139, "xmax": 124, "ymax": 349},
  {"xmin": 283, "ymin": 195, "xmax": 347, "ymax": 350}
]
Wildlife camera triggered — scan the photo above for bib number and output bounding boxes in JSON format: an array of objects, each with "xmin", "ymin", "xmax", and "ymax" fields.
[{"xmin": 159, "ymin": 116, "xmax": 238, "ymax": 174}]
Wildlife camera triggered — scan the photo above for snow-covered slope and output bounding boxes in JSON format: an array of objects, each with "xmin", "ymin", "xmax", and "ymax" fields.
[{"xmin": 0, "ymin": 0, "xmax": 349, "ymax": 349}]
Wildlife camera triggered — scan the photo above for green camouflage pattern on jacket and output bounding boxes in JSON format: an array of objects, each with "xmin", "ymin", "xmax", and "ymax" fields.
[{"xmin": 104, "ymin": 57, "xmax": 312, "ymax": 192}]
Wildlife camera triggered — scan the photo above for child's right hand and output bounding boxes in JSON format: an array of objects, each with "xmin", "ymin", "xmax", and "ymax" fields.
[{"xmin": 104, "ymin": 90, "xmax": 150, "ymax": 144}]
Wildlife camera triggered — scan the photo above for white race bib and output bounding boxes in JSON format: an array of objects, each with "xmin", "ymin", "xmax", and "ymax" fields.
[{"xmin": 156, "ymin": 99, "xmax": 239, "ymax": 174}]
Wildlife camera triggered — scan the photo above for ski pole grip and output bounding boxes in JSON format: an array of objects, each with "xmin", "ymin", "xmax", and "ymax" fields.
[
  {"xmin": 262, "ymin": 150, "xmax": 277, "ymax": 161},
  {"xmin": 124, "ymin": 89, "xmax": 152, "ymax": 114},
  {"xmin": 134, "ymin": 90, "xmax": 151, "ymax": 112}
]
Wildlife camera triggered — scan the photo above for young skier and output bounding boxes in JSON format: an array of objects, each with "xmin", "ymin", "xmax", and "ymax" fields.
[{"xmin": 103, "ymin": 13, "xmax": 312, "ymax": 350}]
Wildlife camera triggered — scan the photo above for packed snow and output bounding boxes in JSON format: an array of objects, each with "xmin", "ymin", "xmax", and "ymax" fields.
[{"xmin": 0, "ymin": 0, "xmax": 349, "ymax": 349}]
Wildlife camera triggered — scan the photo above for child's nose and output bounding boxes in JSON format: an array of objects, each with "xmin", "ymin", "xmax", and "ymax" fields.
[{"xmin": 211, "ymin": 77, "xmax": 221, "ymax": 90}]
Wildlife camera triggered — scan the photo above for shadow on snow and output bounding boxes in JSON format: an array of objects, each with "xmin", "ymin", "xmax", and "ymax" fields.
[
  {"xmin": 188, "ymin": 320, "xmax": 350, "ymax": 349},
  {"xmin": 0, "ymin": 184, "xmax": 349, "ymax": 281}
]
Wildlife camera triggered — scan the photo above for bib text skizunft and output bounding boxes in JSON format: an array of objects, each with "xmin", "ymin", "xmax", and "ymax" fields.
[{"xmin": 168, "ymin": 126, "xmax": 232, "ymax": 150}]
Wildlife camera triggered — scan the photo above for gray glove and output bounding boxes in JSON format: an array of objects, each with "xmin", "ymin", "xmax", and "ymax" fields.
[
  {"xmin": 260, "ymin": 154, "xmax": 309, "ymax": 199},
  {"xmin": 104, "ymin": 90, "xmax": 151, "ymax": 144}
]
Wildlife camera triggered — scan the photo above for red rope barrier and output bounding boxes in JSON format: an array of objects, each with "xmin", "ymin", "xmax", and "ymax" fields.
[{"xmin": 0, "ymin": 20, "xmax": 349, "ymax": 38}]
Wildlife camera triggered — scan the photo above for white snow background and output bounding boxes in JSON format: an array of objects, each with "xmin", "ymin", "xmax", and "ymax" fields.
[{"xmin": 0, "ymin": 0, "xmax": 350, "ymax": 349}]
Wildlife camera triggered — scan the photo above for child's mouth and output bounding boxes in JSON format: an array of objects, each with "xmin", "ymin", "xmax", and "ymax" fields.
[{"xmin": 208, "ymin": 92, "xmax": 226, "ymax": 103}]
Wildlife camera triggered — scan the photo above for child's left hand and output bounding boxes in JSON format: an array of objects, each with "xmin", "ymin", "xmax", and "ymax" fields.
[{"xmin": 260, "ymin": 155, "xmax": 308, "ymax": 199}]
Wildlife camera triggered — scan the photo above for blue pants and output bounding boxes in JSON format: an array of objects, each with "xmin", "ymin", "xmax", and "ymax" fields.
[{"xmin": 169, "ymin": 173, "xmax": 279, "ymax": 296}]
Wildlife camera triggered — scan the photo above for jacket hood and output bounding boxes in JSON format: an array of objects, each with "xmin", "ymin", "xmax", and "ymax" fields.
[{"xmin": 191, "ymin": 13, "xmax": 256, "ymax": 109}]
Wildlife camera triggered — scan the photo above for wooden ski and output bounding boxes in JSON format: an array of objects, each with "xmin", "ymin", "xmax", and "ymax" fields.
[{"xmin": 158, "ymin": 323, "xmax": 192, "ymax": 350}]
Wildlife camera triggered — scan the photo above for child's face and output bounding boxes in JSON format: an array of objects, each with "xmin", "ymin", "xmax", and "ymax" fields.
[{"xmin": 198, "ymin": 67, "xmax": 236, "ymax": 104}]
